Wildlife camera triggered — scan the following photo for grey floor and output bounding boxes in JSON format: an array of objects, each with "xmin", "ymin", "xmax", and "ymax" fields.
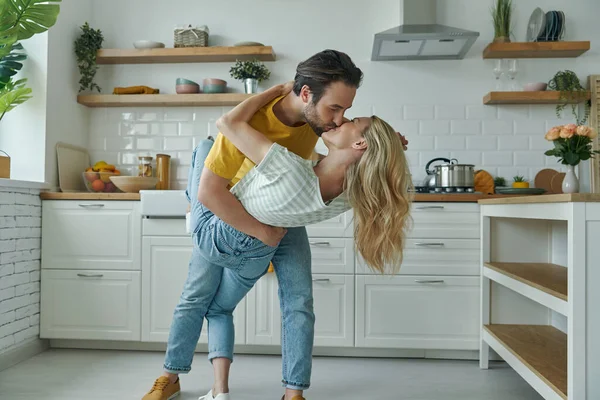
[{"xmin": 0, "ymin": 349, "xmax": 542, "ymax": 400}]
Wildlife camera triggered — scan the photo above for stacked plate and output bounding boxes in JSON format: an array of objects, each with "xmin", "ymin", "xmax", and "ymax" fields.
[{"xmin": 526, "ymin": 8, "xmax": 565, "ymax": 42}]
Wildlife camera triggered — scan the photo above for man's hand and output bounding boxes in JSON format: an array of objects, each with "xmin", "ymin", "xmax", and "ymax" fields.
[
  {"xmin": 256, "ymin": 225, "xmax": 287, "ymax": 247},
  {"xmin": 398, "ymin": 133, "xmax": 408, "ymax": 150}
]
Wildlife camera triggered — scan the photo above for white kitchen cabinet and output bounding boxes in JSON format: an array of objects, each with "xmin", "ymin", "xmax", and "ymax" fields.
[
  {"xmin": 356, "ymin": 239, "xmax": 480, "ymax": 276},
  {"xmin": 246, "ymin": 273, "xmax": 354, "ymax": 347},
  {"xmin": 410, "ymin": 203, "xmax": 480, "ymax": 239},
  {"xmin": 306, "ymin": 211, "xmax": 353, "ymax": 238},
  {"xmin": 40, "ymin": 269, "xmax": 141, "ymax": 341},
  {"xmin": 141, "ymin": 236, "xmax": 245, "ymax": 344},
  {"xmin": 355, "ymin": 275, "xmax": 480, "ymax": 350},
  {"xmin": 42, "ymin": 201, "xmax": 141, "ymax": 271},
  {"xmin": 309, "ymin": 238, "xmax": 355, "ymax": 274}
]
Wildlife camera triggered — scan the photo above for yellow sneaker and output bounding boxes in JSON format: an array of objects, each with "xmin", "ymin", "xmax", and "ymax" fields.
[{"xmin": 142, "ymin": 376, "xmax": 180, "ymax": 400}]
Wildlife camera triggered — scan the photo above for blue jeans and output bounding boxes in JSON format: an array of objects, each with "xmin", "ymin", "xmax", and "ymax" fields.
[{"xmin": 163, "ymin": 139, "xmax": 314, "ymax": 390}]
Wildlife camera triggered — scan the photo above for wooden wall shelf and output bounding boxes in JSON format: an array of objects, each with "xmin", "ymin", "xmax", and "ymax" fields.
[
  {"xmin": 77, "ymin": 93, "xmax": 254, "ymax": 108},
  {"xmin": 483, "ymin": 41, "xmax": 590, "ymax": 59},
  {"xmin": 96, "ymin": 46, "xmax": 276, "ymax": 64},
  {"xmin": 483, "ymin": 91, "xmax": 591, "ymax": 105}
]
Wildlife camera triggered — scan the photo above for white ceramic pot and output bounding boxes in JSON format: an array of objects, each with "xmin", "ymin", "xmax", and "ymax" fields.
[{"xmin": 562, "ymin": 165, "xmax": 579, "ymax": 193}]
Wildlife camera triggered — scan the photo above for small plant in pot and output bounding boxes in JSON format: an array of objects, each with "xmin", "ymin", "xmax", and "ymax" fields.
[
  {"xmin": 548, "ymin": 70, "xmax": 590, "ymax": 125},
  {"xmin": 491, "ymin": 0, "xmax": 513, "ymax": 43},
  {"xmin": 512, "ymin": 175, "xmax": 529, "ymax": 189},
  {"xmin": 229, "ymin": 59, "xmax": 271, "ymax": 94}
]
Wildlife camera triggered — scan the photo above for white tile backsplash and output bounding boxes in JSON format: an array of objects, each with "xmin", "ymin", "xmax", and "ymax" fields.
[{"xmin": 88, "ymin": 104, "xmax": 566, "ymax": 189}]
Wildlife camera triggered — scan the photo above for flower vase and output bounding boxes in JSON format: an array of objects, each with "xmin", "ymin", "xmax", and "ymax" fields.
[{"xmin": 562, "ymin": 165, "xmax": 579, "ymax": 194}]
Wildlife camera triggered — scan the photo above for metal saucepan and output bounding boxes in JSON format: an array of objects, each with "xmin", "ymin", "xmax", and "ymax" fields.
[{"xmin": 434, "ymin": 159, "xmax": 475, "ymax": 188}]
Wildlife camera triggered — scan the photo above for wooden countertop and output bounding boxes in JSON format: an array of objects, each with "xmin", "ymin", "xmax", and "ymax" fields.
[
  {"xmin": 40, "ymin": 192, "xmax": 140, "ymax": 200},
  {"xmin": 478, "ymin": 193, "xmax": 600, "ymax": 205},
  {"xmin": 412, "ymin": 193, "xmax": 531, "ymax": 202}
]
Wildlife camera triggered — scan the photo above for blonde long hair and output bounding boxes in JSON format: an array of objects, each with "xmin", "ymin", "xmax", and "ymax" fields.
[{"xmin": 344, "ymin": 116, "xmax": 413, "ymax": 274}]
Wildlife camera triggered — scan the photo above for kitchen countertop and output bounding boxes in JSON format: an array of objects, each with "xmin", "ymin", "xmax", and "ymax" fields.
[
  {"xmin": 40, "ymin": 191, "xmax": 530, "ymax": 203},
  {"xmin": 40, "ymin": 192, "xmax": 141, "ymax": 200},
  {"xmin": 478, "ymin": 193, "xmax": 600, "ymax": 205}
]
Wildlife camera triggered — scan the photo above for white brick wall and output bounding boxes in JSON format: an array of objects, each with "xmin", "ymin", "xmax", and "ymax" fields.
[
  {"xmin": 0, "ymin": 187, "xmax": 42, "ymax": 354},
  {"xmin": 88, "ymin": 104, "xmax": 569, "ymax": 188}
]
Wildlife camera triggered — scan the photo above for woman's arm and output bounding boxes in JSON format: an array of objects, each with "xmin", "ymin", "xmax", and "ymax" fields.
[{"xmin": 216, "ymin": 82, "xmax": 292, "ymax": 165}]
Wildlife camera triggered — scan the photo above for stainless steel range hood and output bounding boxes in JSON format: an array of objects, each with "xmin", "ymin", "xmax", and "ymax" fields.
[{"xmin": 371, "ymin": 0, "xmax": 479, "ymax": 61}]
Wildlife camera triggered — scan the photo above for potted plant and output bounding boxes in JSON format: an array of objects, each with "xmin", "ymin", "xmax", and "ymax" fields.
[
  {"xmin": 548, "ymin": 70, "xmax": 590, "ymax": 125},
  {"xmin": 74, "ymin": 22, "xmax": 104, "ymax": 93},
  {"xmin": 229, "ymin": 59, "xmax": 271, "ymax": 94},
  {"xmin": 512, "ymin": 175, "xmax": 529, "ymax": 189},
  {"xmin": 544, "ymin": 124, "xmax": 600, "ymax": 193},
  {"xmin": 0, "ymin": 0, "xmax": 62, "ymax": 178},
  {"xmin": 494, "ymin": 176, "xmax": 506, "ymax": 188},
  {"xmin": 491, "ymin": 0, "xmax": 513, "ymax": 43}
]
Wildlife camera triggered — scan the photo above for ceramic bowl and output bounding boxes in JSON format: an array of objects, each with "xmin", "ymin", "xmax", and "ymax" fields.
[
  {"xmin": 109, "ymin": 176, "xmax": 159, "ymax": 193},
  {"xmin": 133, "ymin": 40, "xmax": 165, "ymax": 49},
  {"xmin": 176, "ymin": 84, "xmax": 200, "ymax": 94},
  {"xmin": 523, "ymin": 82, "xmax": 548, "ymax": 91},
  {"xmin": 203, "ymin": 78, "xmax": 227, "ymax": 93},
  {"xmin": 176, "ymin": 78, "xmax": 199, "ymax": 86}
]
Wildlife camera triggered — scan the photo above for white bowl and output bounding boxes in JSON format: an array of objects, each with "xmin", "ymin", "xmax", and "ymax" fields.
[
  {"xmin": 133, "ymin": 40, "xmax": 165, "ymax": 49},
  {"xmin": 523, "ymin": 82, "xmax": 548, "ymax": 91}
]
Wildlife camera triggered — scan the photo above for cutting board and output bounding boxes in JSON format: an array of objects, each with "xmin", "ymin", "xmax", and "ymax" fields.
[{"xmin": 56, "ymin": 142, "xmax": 90, "ymax": 192}]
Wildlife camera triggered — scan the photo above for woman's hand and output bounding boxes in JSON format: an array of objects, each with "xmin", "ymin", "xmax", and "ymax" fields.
[{"xmin": 280, "ymin": 80, "xmax": 294, "ymax": 96}]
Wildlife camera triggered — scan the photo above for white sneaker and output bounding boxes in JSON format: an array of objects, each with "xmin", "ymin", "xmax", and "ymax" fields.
[{"xmin": 198, "ymin": 389, "xmax": 231, "ymax": 400}]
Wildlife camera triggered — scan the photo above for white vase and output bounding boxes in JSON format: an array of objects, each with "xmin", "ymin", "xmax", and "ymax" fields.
[{"xmin": 562, "ymin": 165, "xmax": 579, "ymax": 194}]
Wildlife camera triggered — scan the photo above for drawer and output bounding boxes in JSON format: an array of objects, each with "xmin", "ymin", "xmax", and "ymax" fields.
[
  {"xmin": 42, "ymin": 201, "xmax": 141, "ymax": 270},
  {"xmin": 356, "ymin": 239, "xmax": 480, "ymax": 276},
  {"xmin": 306, "ymin": 211, "xmax": 353, "ymax": 238},
  {"xmin": 40, "ymin": 269, "xmax": 141, "ymax": 341},
  {"xmin": 410, "ymin": 203, "xmax": 480, "ymax": 239},
  {"xmin": 309, "ymin": 238, "xmax": 354, "ymax": 274},
  {"xmin": 142, "ymin": 218, "xmax": 187, "ymax": 236},
  {"xmin": 355, "ymin": 275, "xmax": 480, "ymax": 350}
]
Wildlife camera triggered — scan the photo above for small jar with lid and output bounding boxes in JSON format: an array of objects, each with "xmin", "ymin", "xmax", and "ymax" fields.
[{"xmin": 138, "ymin": 156, "xmax": 153, "ymax": 177}]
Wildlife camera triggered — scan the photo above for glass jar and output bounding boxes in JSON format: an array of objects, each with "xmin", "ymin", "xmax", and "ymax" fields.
[{"xmin": 138, "ymin": 156, "xmax": 153, "ymax": 177}]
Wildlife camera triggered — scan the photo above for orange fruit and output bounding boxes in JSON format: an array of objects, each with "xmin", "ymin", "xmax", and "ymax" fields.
[{"xmin": 91, "ymin": 179, "xmax": 105, "ymax": 192}]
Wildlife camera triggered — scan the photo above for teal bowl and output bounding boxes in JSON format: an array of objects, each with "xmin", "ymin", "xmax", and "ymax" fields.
[
  {"xmin": 176, "ymin": 78, "xmax": 199, "ymax": 86},
  {"xmin": 203, "ymin": 84, "xmax": 227, "ymax": 94}
]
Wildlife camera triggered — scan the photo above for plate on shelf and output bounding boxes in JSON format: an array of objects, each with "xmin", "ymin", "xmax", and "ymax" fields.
[
  {"xmin": 527, "ymin": 7, "xmax": 545, "ymax": 42},
  {"xmin": 133, "ymin": 40, "xmax": 165, "ymax": 49},
  {"xmin": 495, "ymin": 187, "xmax": 547, "ymax": 195},
  {"xmin": 234, "ymin": 41, "xmax": 264, "ymax": 47}
]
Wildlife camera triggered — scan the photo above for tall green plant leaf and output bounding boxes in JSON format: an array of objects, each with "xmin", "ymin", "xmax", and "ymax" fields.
[
  {"xmin": 7, "ymin": 0, "xmax": 61, "ymax": 41},
  {"xmin": 0, "ymin": 77, "xmax": 31, "ymax": 121},
  {"xmin": 0, "ymin": 0, "xmax": 19, "ymax": 59},
  {"xmin": 0, "ymin": 42, "xmax": 27, "ymax": 89}
]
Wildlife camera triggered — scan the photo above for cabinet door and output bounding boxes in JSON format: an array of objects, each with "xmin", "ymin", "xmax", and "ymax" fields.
[
  {"xmin": 355, "ymin": 276, "xmax": 479, "ymax": 350},
  {"xmin": 306, "ymin": 211, "xmax": 353, "ymax": 238},
  {"xmin": 246, "ymin": 273, "xmax": 281, "ymax": 345},
  {"xmin": 42, "ymin": 201, "xmax": 141, "ymax": 270},
  {"xmin": 141, "ymin": 236, "xmax": 245, "ymax": 344},
  {"xmin": 312, "ymin": 274, "xmax": 354, "ymax": 347},
  {"xmin": 309, "ymin": 238, "xmax": 354, "ymax": 274},
  {"xmin": 356, "ymin": 239, "xmax": 480, "ymax": 276},
  {"xmin": 40, "ymin": 269, "xmax": 141, "ymax": 340}
]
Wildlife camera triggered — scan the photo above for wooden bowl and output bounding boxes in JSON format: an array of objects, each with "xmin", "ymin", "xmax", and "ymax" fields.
[{"xmin": 109, "ymin": 176, "xmax": 158, "ymax": 193}]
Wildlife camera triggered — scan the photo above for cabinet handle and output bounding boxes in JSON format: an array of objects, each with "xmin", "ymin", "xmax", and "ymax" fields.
[
  {"xmin": 310, "ymin": 242, "xmax": 331, "ymax": 246},
  {"xmin": 77, "ymin": 273, "xmax": 104, "ymax": 278},
  {"xmin": 312, "ymin": 278, "xmax": 331, "ymax": 283},
  {"xmin": 414, "ymin": 279, "xmax": 445, "ymax": 284},
  {"xmin": 415, "ymin": 242, "xmax": 445, "ymax": 247},
  {"xmin": 415, "ymin": 206, "xmax": 444, "ymax": 210},
  {"xmin": 78, "ymin": 204, "xmax": 105, "ymax": 208}
]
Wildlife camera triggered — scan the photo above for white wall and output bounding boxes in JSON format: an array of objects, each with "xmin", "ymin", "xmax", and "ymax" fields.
[
  {"xmin": 87, "ymin": 0, "xmax": 599, "ymax": 190},
  {"xmin": 0, "ymin": 33, "xmax": 48, "ymax": 183},
  {"xmin": 45, "ymin": 0, "xmax": 93, "ymax": 188}
]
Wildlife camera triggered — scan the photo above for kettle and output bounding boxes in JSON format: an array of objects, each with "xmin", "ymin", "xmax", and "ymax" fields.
[{"xmin": 422, "ymin": 157, "xmax": 451, "ymax": 188}]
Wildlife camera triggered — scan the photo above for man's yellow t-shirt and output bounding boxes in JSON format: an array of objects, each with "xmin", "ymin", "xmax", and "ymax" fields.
[{"xmin": 204, "ymin": 96, "xmax": 318, "ymax": 186}]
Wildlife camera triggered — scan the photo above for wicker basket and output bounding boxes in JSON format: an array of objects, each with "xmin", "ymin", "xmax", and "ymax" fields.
[{"xmin": 174, "ymin": 25, "xmax": 209, "ymax": 48}]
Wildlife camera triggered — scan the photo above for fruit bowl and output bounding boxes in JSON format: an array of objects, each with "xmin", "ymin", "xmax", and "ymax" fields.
[
  {"xmin": 82, "ymin": 171, "xmax": 121, "ymax": 193},
  {"xmin": 109, "ymin": 176, "xmax": 159, "ymax": 193}
]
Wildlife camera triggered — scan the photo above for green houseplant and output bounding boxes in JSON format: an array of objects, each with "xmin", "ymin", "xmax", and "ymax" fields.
[
  {"xmin": 547, "ymin": 70, "xmax": 590, "ymax": 125},
  {"xmin": 229, "ymin": 59, "xmax": 271, "ymax": 94},
  {"xmin": 491, "ymin": 0, "xmax": 513, "ymax": 43},
  {"xmin": 74, "ymin": 22, "xmax": 104, "ymax": 93},
  {"xmin": 0, "ymin": 0, "xmax": 61, "ymax": 122}
]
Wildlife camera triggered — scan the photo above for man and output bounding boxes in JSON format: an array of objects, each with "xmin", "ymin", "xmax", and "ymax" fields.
[{"xmin": 142, "ymin": 49, "xmax": 406, "ymax": 400}]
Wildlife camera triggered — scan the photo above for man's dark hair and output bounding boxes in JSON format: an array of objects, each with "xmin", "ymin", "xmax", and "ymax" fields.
[{"xmin": 293, "ymin": 49, "xmax": 363, "ymax": 104}]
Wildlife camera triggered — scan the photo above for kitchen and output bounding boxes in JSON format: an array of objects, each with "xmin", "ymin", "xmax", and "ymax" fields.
[{"xmin": 0, "ymin": 0, "xmax": 599, "ymax": 399}]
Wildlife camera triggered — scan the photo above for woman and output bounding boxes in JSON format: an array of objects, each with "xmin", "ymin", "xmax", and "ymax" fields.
[{"xmin": 217, "ymin": 81, "xmax": 412, "ymax": 273}]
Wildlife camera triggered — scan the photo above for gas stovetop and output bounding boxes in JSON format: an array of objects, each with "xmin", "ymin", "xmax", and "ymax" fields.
[{"xmin": 412, "ymin": 186, "xmax": 476, "ymax": 194}]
